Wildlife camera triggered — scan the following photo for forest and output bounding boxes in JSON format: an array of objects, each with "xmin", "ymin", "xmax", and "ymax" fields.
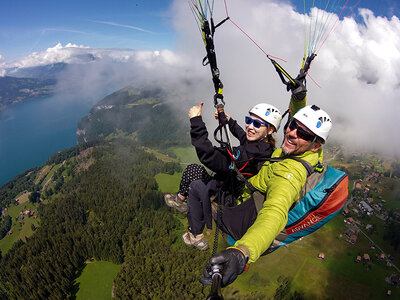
[{"xmin": 0, "ymin": 141, "xmax": 209, "ymax": 299}]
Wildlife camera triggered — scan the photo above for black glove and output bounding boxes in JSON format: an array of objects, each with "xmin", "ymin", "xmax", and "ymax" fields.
[
  {"xmin": 291, "ymin": 80, "xmax": 307, "ymax": 101},
  {"xmin": 287, "ymin": 70, "xmax": 306, "ymax": 101},
  {"xmin": 200, "ymin": 247, "xmax": 248, "ymax": 287}
]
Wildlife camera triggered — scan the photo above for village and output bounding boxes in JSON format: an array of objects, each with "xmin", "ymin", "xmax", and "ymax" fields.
[
  {"xmin": 1, "ymin": 190, "xmax": 39, "ymax": 237},
  {"xmin": 336, "ymin": 155, "xmax": 400, "ymax": 296}
]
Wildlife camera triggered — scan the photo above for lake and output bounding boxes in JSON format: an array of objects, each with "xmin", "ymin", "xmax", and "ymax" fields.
[{"xmin": 0, "ymin": 95, "xmax": 95, "ymax": 186}]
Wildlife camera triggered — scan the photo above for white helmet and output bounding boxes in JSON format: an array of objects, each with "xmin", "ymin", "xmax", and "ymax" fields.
[
  {"xmin": 293, "ymin": 105, "xmax": 332, "ymax": 142},
  {"xmin": 249, "ymin": 103, "xmax": 282, "ymax": 132}
]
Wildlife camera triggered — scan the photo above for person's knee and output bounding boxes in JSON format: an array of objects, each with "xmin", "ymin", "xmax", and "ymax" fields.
[{"xmin": 189, "ymin": 179, "xmax": 207, "ymax": 192}]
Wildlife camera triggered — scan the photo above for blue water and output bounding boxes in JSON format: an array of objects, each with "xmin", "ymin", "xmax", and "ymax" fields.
[{"xmin": 0, "ymin": 95, "xmax": 94, "ymax": 186}]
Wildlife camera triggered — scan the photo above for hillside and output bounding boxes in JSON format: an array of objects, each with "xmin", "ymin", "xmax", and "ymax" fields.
[
  {"xmin": 76, "ymin": 85, "xmax": 190, "ymax": 150},
  {"xmin": 0, "ymin": 76, "xmax": 56, "ymax": 109},
  {"xmin": 0, "ymin": 85, "xmax": 399, "ymax": 299}
]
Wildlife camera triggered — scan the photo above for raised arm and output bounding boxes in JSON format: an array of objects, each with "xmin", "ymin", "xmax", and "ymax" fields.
[{"xmin": 189, "ymin": 103, "xmax": 231, "ymax": 174}]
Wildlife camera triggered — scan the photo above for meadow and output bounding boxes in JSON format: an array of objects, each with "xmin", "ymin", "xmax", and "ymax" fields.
[
  {"xmin": 0, "ymin": 196, "xmax": 40, "ymax": 254},
  {"xmin": 74, "ymin": 260, "xmax": 121, "ymax": 300}
]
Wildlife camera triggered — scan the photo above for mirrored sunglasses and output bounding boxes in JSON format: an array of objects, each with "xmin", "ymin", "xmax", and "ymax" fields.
[{"xmin": 245, "ymin": 116, "xmax": 268, "ymax": 129}]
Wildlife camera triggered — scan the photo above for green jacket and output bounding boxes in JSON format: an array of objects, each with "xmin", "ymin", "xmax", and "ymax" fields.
[{"xmin": 235, "ymin": 147, "xmax": 323, "ymax": 263}]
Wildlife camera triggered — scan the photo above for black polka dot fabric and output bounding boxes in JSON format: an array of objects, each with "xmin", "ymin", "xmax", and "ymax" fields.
[{"xmin": 179, "ymin": 164, "xmax": 211, "ymax": 197}]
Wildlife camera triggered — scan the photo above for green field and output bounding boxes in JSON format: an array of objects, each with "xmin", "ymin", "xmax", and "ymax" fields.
[
  {"xmin": 225, "ymin": 216, "xmax": 398, "ymax": 299},
  {"xmin": 0, "ymin": 201, "xmax": 40, "ymax": 254},
  {"xmin": 154, "ymin": 146, "xmax": 201, "ymax": 193},
  {"xmin": 172, "ymin": 146, "xmax": 200, "ymax": 164},
  {"xmin": 75, "ymin": 260, "xmax": 121, "ymax": 300},
  {"xmin": 155, "ymin": 172, "xmax": 183, "ymax": 193}
]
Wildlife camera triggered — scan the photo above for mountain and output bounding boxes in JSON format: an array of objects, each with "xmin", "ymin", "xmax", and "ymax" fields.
[
  {"xmin": 77, "ymin": 85, "xmax": 190, "ymax": 149},
  {"xmin": 5, "ymin": 62, "xmax": 68, "ymax": 79},
  {"xmin": 0, "ymin": 76, "xmax": 56, "ymax": 109}
]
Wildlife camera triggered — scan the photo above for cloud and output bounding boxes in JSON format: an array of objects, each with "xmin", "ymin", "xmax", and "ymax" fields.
[
  {"xmin": 89, "ymin": 20, "xmax": 155, "ymax": 34},
  {"xmin": 2, "ymin": 0, "xmax": 400, "ymax": 157},
  {"xmin": 170, "ymin": 0, "xmax": 400, "ymax": 157}
]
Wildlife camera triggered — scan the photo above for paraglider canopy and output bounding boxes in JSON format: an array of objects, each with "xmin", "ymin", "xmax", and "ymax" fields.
[{"xmin": 301, "ymin": 0, "xmax": 361, "ymax": 60}]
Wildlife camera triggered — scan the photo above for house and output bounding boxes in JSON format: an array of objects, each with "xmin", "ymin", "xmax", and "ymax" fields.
[
  {"xmin": 366, "ymin": 224, "xmax": 374, "ymax": 232},
  {"xmin": 7, "ymin": 230, "xmax": 13, "ymax": 235},
  {"xmin": 363, "ymin": 253, "xmax": 370, "ymax": 261},
  {"xmin": 318, "ymin": 253, "xmax": 325, "ymax": 260},
  {"xmin": 345, "ymin": 217, "xmax": 354, "ymax": 224},
  {"xmin": 350, "ymin": 235, "xmax": 358, "ymax": 244},
  {"xmin": 389, "ymin": 274, "xmax": 400, "ymax": 285},
  {"xmin": 387, "ymin": 290, "xmax": 391, "ymax": 296},
  {"xmin": 379, "ymin": 253, "xmax": 386, "ymax": 260},
  {"xmin": 373, "ymin": 203, "xmax": 383, "ymax": 212},
  {"xmin": 355, "ymin": 182, "xmax": 362, "ymax": 189},
  {"xmin": 342, "ymin": 209, "xmax": 349, "ymax": 215},
  {"xmin": 355, "ymin": 256, "xmax": 362, "ymax": 263},
  {"xmin": 367, "ymin": 197, "xmax": 374, "ymax": 204},
  {"xmin": 359, "ymin": 201, "xmax": 374, "ymax": 216}
]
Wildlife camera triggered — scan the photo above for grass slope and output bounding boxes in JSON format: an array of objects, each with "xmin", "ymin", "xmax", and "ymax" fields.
[
  {"xmin": 0, "ymin": 201, "xmax": 40, "ymax": 254},
  {"xmin": 75, "ymin": 260, "xmax": 121, "ymax": 300},
  {"xmin": 154, "ymin": 146, "xmax": 201, "ymax": 193}
]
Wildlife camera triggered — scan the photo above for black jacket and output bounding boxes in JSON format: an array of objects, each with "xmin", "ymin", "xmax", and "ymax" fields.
[{"xmin": 190, "ymin": 116, "xmax": 274, "ymax": 183}]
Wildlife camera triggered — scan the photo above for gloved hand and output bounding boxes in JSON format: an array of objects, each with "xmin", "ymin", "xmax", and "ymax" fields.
[
  {"xmin": 200, "ymin": 247, "xmax": 248, "ymax": 287},
  {"xmin": 291, "ymin": 80, "xmax": 307, "ymax": 101},
  {"xmin": 287, "ymin": 70, "xmax": 307, "ymax": 101}
]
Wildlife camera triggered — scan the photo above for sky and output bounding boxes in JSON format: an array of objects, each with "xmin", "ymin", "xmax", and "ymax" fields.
[
  {"xmin": 1, "ymin": 0, "xmax": 400, "ymax": 156},
  {"xmin": 0, "ymin": 0, "xmax": 176, "ymax": 60}
]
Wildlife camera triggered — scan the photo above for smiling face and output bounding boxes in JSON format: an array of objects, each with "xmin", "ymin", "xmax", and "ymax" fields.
[
  {"xmin": 282, "ymin": 120, "xmax": 322, "ymax": 155},
  {"xmin": 245, "ymin": 114, "xmax": 274, "ymax": 142}
]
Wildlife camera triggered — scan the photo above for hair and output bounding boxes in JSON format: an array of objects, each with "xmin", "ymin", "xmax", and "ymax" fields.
[
  {"xmin": 316, "ymin": 136, "xmax": 325, "ymax": 144},
  {"xmin": 262, "ymin": 132, "xmax": 276, "ymax": 148}
]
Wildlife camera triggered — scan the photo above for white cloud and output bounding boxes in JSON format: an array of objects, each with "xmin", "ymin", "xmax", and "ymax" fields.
[
  {"xmin": 171, "ymin": 0, "xmax": 400, "ymax": 157},
  {"xmin": 2, "ymin": 0, "xmax": 400, "ymax": 156},
  {"xmin": 2, "ymin": 43, "xmax": 92, "ymax": 70}
]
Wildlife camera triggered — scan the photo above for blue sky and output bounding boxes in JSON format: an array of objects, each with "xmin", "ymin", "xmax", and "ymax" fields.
[
  {"xmin": 0, "ymin": 0, "xmax": 175, "ymax": 61},
  {"xmin": 0, "ymin": 0, "xmax": 399, "ymax": 62}
]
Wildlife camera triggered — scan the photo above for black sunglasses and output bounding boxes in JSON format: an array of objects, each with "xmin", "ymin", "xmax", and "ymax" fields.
[
  {"xmin": 245, "ymin": 116, "xmax": 268, "ymax": 129},
  {"xmin": 288, "ymin": 120, "xmax": 316, "ymax": 142}
]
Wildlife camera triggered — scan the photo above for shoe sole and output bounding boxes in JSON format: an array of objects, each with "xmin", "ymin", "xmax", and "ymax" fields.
[
  {"xmin": 164, "ymin": 196, "xmax": 187, "ymax": 213},
  {"xmin": 182, "ymin": 234, "xmax": 209, "ymax": 250}
]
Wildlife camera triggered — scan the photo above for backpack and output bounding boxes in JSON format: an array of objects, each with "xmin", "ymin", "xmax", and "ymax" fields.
[
  {"xmin": 265, "ymin": 163, "xmax": 348, "ymax": 252},
  {"xmin": 226, "ymin": 157, "xmax": 349, "ymax": 252}
]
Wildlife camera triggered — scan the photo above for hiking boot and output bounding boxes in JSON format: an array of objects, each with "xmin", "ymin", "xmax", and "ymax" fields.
[
  {"xmin": 182, "ymin": 231, "xmax": 209, "ymax": 250},
  {"xmin": 164, "ymin": 193, "xmax": 187, "ymax": 213}
]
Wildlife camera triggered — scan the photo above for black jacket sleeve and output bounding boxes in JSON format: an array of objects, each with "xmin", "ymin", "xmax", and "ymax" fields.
[
  {"xmin": 190, "ymin": 116, "xmax": 231, "ymax": 174},
  {"xmin": 228, "ymin": 118, "xmax": 247, "ymax": 145}
]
